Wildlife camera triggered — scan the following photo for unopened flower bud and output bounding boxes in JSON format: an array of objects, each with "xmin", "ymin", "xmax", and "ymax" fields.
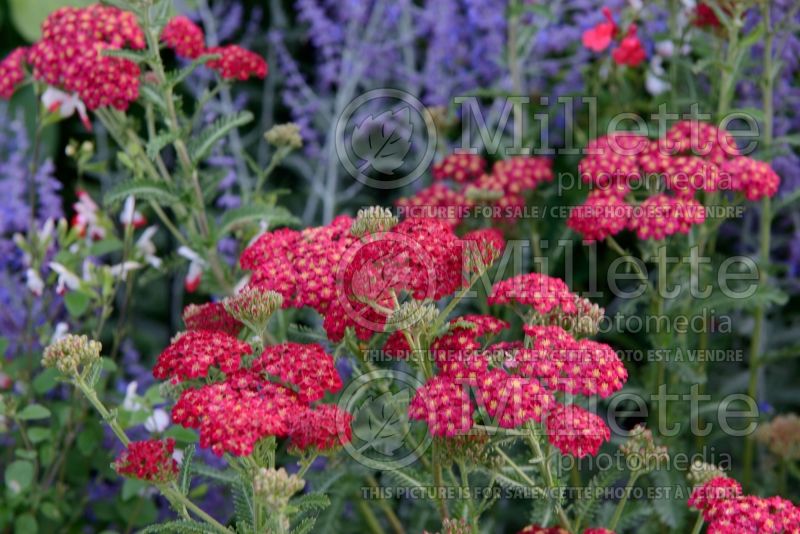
[
  {"xmin": 755, "ymin": 414, "xmax": 800, "ymax": 461},
  {"xmin": 224, "ymin": 288, "xmax": 283, "ymax": 332},
  {"xmin": 620, "ymin": 424, "xmax": 669, "ymax": 473},
  {"xmin": 43, "ymin": 334, "xmax": 101, "ymax": 376},
  {"xmin": 264, "ymin": 123, "xmax": 303, "ymax": 150},
  {"xmin": 253, "ymin": 467, "xmax": 305, "ymax": 510},
  {"xmin": 351, "ymin": 206, "xmax": 398, "ymax": 237},
  {"xmin": 387, "ymin": 301, "xmax": 438, "ymax": 333},
  {"xmin": 687, "ymin": 461, "xmax": 726, "ymax": 486}
]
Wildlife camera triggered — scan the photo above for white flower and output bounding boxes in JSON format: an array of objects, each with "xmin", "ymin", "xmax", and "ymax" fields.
[
  {"xmin": 42, "ymin": 87, "xmax": 91, "ymax": 130},
  {"xmin": 136, "ymin": 226, "xmax": 162, "ymax": 269},
  {"xmin": 51, "ymin": 323, "xmax": 70, "ymax": 344},
  {"xmin": 49, "ymin": 262, "xmax": 81, "ymax": 295},
  {"xmin": 26, "ymin": 268, "xmax": 44, "ymax": 296},
  {"xmin": 172, "ymin": 448, "xmax": 184, "ymax": 465},
  {"xmin": 178, "ymin": 247, "xmax": 207, "ymax": 293},
  {"xmin": 122, "ymin": 381, "xmax": 143, "ymax": 412},
  {"xmin": 646, "ymin": 56, "xmax": 671, "ymax": 96},
  {"xmin": 120, "ymin": 196, "xmax": 147, "ymax": 228},
  {"xmin": 145, "ymin": 408, "xmax": 170, "ymax": 433},
  {"xmin": 109, "ymin": 261, "xmax": 143, "ymax": 279},
  {"xmin": 72, "ymin": 190, "xmax": 105, "ymax": 240}
]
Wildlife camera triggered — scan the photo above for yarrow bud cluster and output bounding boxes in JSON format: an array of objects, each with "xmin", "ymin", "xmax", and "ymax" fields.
[
  {"xmin": 253, "ymin": 467, "xmax": 305, "ymax": 509},
  {"xmin": 351, "ymin": 206, "xmax": 399, "ymax": 237},
  {"xmin": 113, "ymin": 438, "xmax": 179, "ymax": 483},
  {"xmin": 264, "ymin": 123, "xmax": 304, "ymax": 149},
  {"xmin": 619, "ymin": 424, "xmax": 669, "ymax": 472},
  {"xmin": 42, "ymin": 334, "xmax": 102, "ymax": 376},
  {"xmin": 223, "ymin": 288, "xmax": 284, "ymax": 332},
  {"xmin": 755, "ymin": 413, "xmax": 800, "ymax": 461}
]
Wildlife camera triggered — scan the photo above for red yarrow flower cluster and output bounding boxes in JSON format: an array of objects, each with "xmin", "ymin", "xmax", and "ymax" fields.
[
  {"xmin": 546, "ymin": 404, "xmax": 611, "ymax": 458},
  {"xmin": 114, "ymin": 438, "xmax": 179, "ymax": 483},
  {"xmin": 161, "ymin": 16, "xmax": 267, "ymax": 80},
  {"xmin": 397, "ymin": 154, "xmax": 552, "ymax": 227},
  {"xmin": 0, "ymin": 47, "xmax": 28, "ymax": 99},
  {"xmin": 252, "ymin": 342, "xmax": 343, "ymax": 403},
  {"xmin": 25, "ymin": 5, "xmax": 145, "ymax": 111},
  {"xmin": 172, "ymin": 377, "xmax": 299, "ymax": 456},
  {"xmin": 182, "ymin": 301, "xmax": 243, "ymax": 337},
  {"xmin": 433, "ymin": 153, "xmax": 486, "ymax": 183},
  {"xmin": 476, "ymin": 370, "xmax": 554, "ymax": 428},
  {"xmin": 153, "ymin": 330, "xmax": 252, "ymax": 383},
  {"xmin": 570, "ymin": 121, "xmax": 777, "ymax": 243},
  {"xmin": 488, "ymin": 273, "xmax": 579, "ymax": 316},
  {"xmin": 287, "ymin": 405, "xmax": 353, "ymax": 452},
  {"xmin": 689, "ymin": 476, "xmax": 800, "ymax": 533},
  {"xmin": 409, "ymin": 375, "xmax": 474, "ymax": 437}
]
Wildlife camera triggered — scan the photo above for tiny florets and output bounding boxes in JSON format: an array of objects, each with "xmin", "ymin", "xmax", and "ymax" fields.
[
  {"xmin": 43, "ymin": 334, "xmax": 102, "ymax": 375},
  {"xmin": 114, "ymin": 438, "xmax": 179, "ymax": 483}
]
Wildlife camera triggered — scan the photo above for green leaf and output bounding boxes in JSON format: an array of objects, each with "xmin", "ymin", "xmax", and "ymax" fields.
[
  {"xmin": 291, "ymin": 517, "xmax": 317, "ymax": 534},
  {"xmin": 5, "ymin": 460, "xmax": 34, "ymax": 495},
  {"xmin": 179, "ymin": 444, "xmax": 196, "ymax": 495},
  {"xmin": 137, "ymin": 520, "xmax": 219, "ymax": 533},
  {"xmin": 32, "ymin": 368, "xmax": 59, "ymax": 394},
  {"xmin": 89, "ymin": 238, "xmax": 124, "ymax": 257},
  {"xmin": 101, "ymin": 48, "xmax": 151, "ymax": 63},
  {"xmin": 105, "ymin": 180, "xmax": 180, "ymax": 207},
  {"xmin": 188, "ymin": 111, "xmax": 254, "ymax": 164},
  {"xmin": 164, "ymin": 426, "xmax": 198, "ymax": 443},
  {"xmin": 165, "ymin": 54, "xmax": 220, "ymax": 87},
  {"xmin": 217, "ymin": 205, "xmax": 300, "ymax": 236},
  {"xmin": 292, "ymin": 492, "xmax": 330, "ymax": 514},
  {"xmin": 16, "ymin": 403, "xmax": 52, "ymax": 420},
  {"xmin": 13, "ymin": 513, "xmax": 37, "ymax": 534},
  {"xmin": 10, "ymin": 0, "xmax": 92, "ymax": 41},
  {"xmin": 65, "ymin": 290, "xmax": 91, "ymax": 317},
  {"xmin": 27, "ymin": 428, "xmax": 52, "ymax": 444},
  {"xmin": 146, "ymin": 132, "xmax": 179, "ymax": 161},
  {"xmin": 122, "ymin": 478, "xmax": 148, "ymax": 501}
]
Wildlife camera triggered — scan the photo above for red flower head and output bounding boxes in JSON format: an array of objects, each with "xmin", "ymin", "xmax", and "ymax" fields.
[
  {"xmin": 395, "ymin": 183, "xmax": 472, "ymax": 227},
  {"xmin": 162, "ymin": 16, "xmax": 207, "ymax": 59},
  {"xmin": 612, "ymin": 24, "xmax": 647, "ymax": 67},
  {"xmin": 207, "ymin": 45, "xmax": 268, "ymax": 80},
  {"xmin": 721, "ymin": 156, "xmax": 781, "ymax": 201},
  {"xmin": 26, "ymin": 5, "xmax": 144, "ymax": 111},
  {"xmin": 582, "ymin": 7, "xmax": 617, "ymax": 52},
  {"xmin": 114, "ymin": 438, "xmax": 179, "ymax": 483},
  {"xmin": 518, "ymin": 525, "xmax": 569, "ymax": 534},
  {"xmin": 488, "ymin": 273, "xmax": 579, "ymax": 316},
  {"xmin": 288, "ymin": 404, "xmax": 353, "ymax": 452},
  {"xmin": 695, "ymin": 3, "xmax": 722, "ymax": 28},
  {"xmin": 252, "ymin": 342, "xmax": 342, "ymax": 403},
  {"xmin": 153, "ymin": 330, "xmax": 252, "ymax": 383},
  {"xmin": 432, "ymin": 153, "xmax": 486, "ymax": 183},
  {"xmin": 628, "ymin": 194, "xmax": 705, "ymax": 241},
  {"xmin": 568, "ymin": 192, "xmax": 632, "ymax": 243},
  {"xmin": 688, "ymin": 477, "xmax": 743, "ymax": 518},
  {"xmin": 182, "ymin": 301, "xmax": 243, "ymax": 337},
  {"xmin": 477, "ymin": 370, "xmax": 555, "ymax": 428},
  {"xmin": 409, "ymin": 375, "xmax": 474, "ymax": 437},
  {"xmin": 172, "ymin": 376, "xmax": 299, "ymax": 456},
  {"xmin": 546, "ymin": 404, "xmax": 610, "ymax": 457},
  {"xmin": 0, "ymin": 47, "xmax": 29, "ymax": 99}
]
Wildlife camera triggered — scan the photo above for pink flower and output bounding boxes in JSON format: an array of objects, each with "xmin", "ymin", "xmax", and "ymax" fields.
[
  {"xmin": 114, "ymin": 439, "xmax": 179, "ymax": 483},
  {"xmin": 612, "ymin": 25, "xmax": 647, "ymax": 67},
  {"xmin": 582, "ymin": 8, "xmax": 617, "ymax": 52}
]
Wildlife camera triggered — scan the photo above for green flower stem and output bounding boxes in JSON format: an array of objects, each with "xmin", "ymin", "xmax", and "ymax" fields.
[
  {"xmin": 608, "ymin": 471, "xmax": 640, "ymax": 531},
  {"xmin": 366, "ymin": 475, "xmax": 406, "ymax": 534},
  {"xmin": 432, "ymin": 440, "xmax": 450, "ymax": 520},
  {"xmin": 743, "ymin": 0, "xmax": 775, "ymax": 491},
  {"xmin": 690, "ymin": 512, "xmax": 704, "ymax": 534},
  {"xmin": 525, "ymin": 424, "xmax": 573, "ymax": 533},
  {"xmin": 73, "ymin": 376, "xmax": 231, "ymax": 533}
]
